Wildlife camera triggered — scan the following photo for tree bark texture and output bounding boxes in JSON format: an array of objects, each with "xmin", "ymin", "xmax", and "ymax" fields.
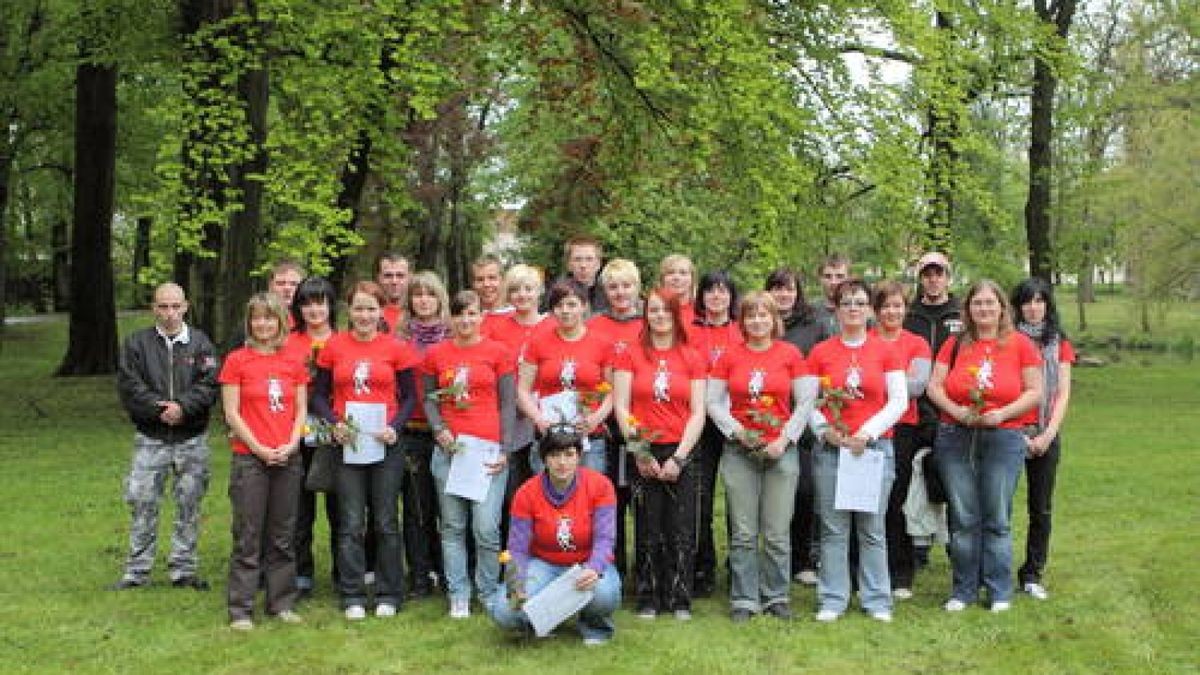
[{"xmin": 57, "ymin": 61, "xmax": 119, "ymax": 375}]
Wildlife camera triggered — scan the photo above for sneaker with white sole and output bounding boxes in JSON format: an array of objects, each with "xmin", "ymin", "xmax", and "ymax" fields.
[
  {"xmin": 583, "ymin": 637, "xmax": 609, "ymax": 646},
  {"xmin": 345, "ymin": 605, "xmax": 367, "ymax": 621},
  {"xmin": 1023, "ymin": 582, "xmax": 1049, "ymax": 601},
  {"xmin": 674, "ymin": 609, "xmax": 692, "ymax": 621},
  {"xmin": 376, "ymin": 603, "xmax": 397, "ymax": 618},
  {"xmin": 815, "ymin": 609, "xmax": 840, "ymax": 622},
  {"xmin": 795, "ymin": 570, "xmax": 819, "ymax": 586},
  {"xmin": 893, "ymin": 588, "xmax": 913, "ymax": 600},
  {"xmin": 990, "ymin": 601, "xmax": 1011, "ymax": 613},
  {"xmin": 449, "ymin": 598, "xmax": 470, "ymax": 619},
  {"xmin": 869, "ymin": 610, "xmax": 893, "ymax": 623},
  {"xmin": 229, "ymin": 618, "xmax": 254, "ymax": 631},
  {"xmin": 274, "ymin": 610, "xmax": 303, "ymax": 624},
  {"xmin": 943, "ymin": 599, "xmax": 968, "ymax": 612}
]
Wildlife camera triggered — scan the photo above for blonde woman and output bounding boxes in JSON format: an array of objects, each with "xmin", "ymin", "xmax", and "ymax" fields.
[{"xmin": 658, "ymin": 253, "xmax": 696, "ymax": 325}]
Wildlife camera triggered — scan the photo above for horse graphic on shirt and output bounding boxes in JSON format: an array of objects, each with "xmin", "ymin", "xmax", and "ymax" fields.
[
  {"xmin": 559, "ymin": 357, "xmax": 577, "ymax": 391},
  {"xmin": 267, "ymin": 376, "xmax": 284, "ymax": 412},
  {"xmin": 748, "ymin": 368, "xmax": 766, "ymax": 401},
  {"xmin": 653, "ymin": 360, "xmax": 671, "ymax": 402},
  {"xmin": 453, "ymin": 365, "xmax": 471, "ymax": 401},
  {"xmin": 844, "ymin": 364, "xmax": 864, "ymax": 399},
  {"xmin": 352, "ymin": 360, "xmax": 372, "ymax": 395},
  {"xmin": 556, "ymin": 515, "xmax": 576, "ymax": 551},
  {"xmin": 975, "ymin": 358, "xmax": 995, "ymax": 391}
]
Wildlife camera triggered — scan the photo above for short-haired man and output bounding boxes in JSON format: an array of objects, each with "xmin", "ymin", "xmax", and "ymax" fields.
[
  {"xmin": 270, "ymin": 259, "xmax": 305, "ymax": 309},
  {"xmin": 812, "ymin": 253, "xmax": 850, "ymax": 335},
  {"xmin": 551, "ymin": 235, "xmax": 608, "ymax": 314},
  {"xmin": 376, "ymin": 252, "xmax": 411, "ymax": 331},
  {"xmin": 472, "ymin": 254, "xmax": 513, "ymax": 315},
  {"xmin": 112, "ymin": 283, "xmax": 221, "ymax": 590},
  {"xmin": 903, "ymin": 251, "xmax": 963, "ymax": 566}
]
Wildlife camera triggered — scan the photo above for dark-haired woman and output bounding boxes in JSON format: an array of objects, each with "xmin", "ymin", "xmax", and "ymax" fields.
[
  {"xmin": 926, "ymin": 280, "xmax": 1043, "ymax": 613},
  {"xmin": 687, "ymin": 270, "xmax": 743, "ymax": 596},
  {"xmin": 283, "ymin": 276, "xmax": 340, "ymax": 598},
  {"xmin": 220, "ymin": 293, "xmax": 309, "ymax": 630},
  {"xmin": 808, "ymin": 279, "xmax": 907, "ymax": 623},
  {"xmin": 423, "ymin": 290, "xmax": 517, "ymax": 619},
  {"xmin": 1011, "ymin": 278, "xmax": 1073, "ymax": 601},
  {"xmin": 489, "ymin": 428, "xmax": 621, "ymax": 644},
  {"xmin": 519, "ymin": 281, "xmax": 613, "ymax": 475},
  {"xmin": 311, "ymin": 281, "xmax": 420, "ymax": 620},
  {"xmin": 766, "ymin": 267, "xmax": 829, "ymax": 586},
  {"xmin": 613, "ymin": 288, "xmax": 707, "ymax": 620}
]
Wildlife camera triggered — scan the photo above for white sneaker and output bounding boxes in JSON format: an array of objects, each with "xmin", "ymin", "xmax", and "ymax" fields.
[
  {"xmin": 795, "ymin": 570, "xmax": 819, "ymax": 586},
  {"xmin": 375, "ymin": 603, "xmax": 397, "ymax": 618},
  {"xmin": 990, "ymin": 601, "xmax": 1011, "ymax": 613},
  {"xmin": 815, "ymin": 609, "xmax": 840, "ymax": 622},
  {"xmin": 674, "ymin": 609, "xmax": 692, "ymax": 621},
  {"xmin": 943, "ymin": 599, "xmax": 968, "ymax": 612},
  {"xmin": 229, "ymin": 618, "xmax": 254, "ymax": 631},
  {"xmin": 869, "ymin": 611, "xmax": 893, "ymax": 623},
  {"xmin": 363, "ymin": 572, "xmax": 376, "ymax": 585},
  {"xmin": 1023, "ymin": 582, "xmax": 1049, "ymax": 601},
  {"xmin": 893, "ymin": 588, "xmax": 913, "ymax": 600},
  {"xmin": 449, "ymin": 598, "xmax": 470, "ymax": 619},
  {"xmin": 274, "ymin": 610, "xmax": 303, "ymax": 624},
  {"xmin": 583, "ymin": 637, "xmax": 609, "ymax": 647},
  {"xmin": 344, "ymin": 605, "xmax": 367, "ymax": 621}
]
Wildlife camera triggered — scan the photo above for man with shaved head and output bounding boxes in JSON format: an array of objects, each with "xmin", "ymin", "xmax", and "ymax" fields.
[{"xmin": 112, "ymin": 283, "xmax": 220, "ymax": 590}]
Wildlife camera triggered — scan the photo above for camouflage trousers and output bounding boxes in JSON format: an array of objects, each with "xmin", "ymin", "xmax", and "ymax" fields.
[{"xmin": 120, "ymin": 432, "xmax": 211, "ymax": 582}]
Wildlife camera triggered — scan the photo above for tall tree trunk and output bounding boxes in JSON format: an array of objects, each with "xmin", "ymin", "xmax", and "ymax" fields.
[
  {"xmin": 1025, "ymin": 0, "xmax": 1078, "ymax": 282},
  {"xmin": 0, "ymin": 146, "xmax": 10, "ymax": 334},
  {"xmin": 923, "ymin": 11, "xmax": 961, "ymax": 252},
  {"xmin": 132, "ymin": 216, "xmax": 152, "ymax": 307},
  {"xmin": 329, "ymin": 128, "xmax": 372, "ymax": 291},
  {"xmin": 52, "ymin": 214, "xmax": 70, "ymax": 311},
  {"xmin": 57, "ymin": 61, "xmax": 118, "ymax": 376}
]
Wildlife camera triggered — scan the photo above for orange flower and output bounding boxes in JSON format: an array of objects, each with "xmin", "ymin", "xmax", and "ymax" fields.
[
  {"xmin": 819, "ymin": 375, "xmax": 833, "ymax": 389},
  {"xmin": 498, "ymin": 550, "xmax": 512, "ymax": 564},
  {"xmin": 626, "ymin": 415, "xmax": 640, "ymax": 428},
  {"xmin": 967, "ymin": 366, "xmax": 980, "ymax": 376},
  {"xmin": 595, "ymin": 381, "xmax": 613, "ymax": 394},
  {"xmin": 759, "ymin": 395, "xmax": 775, "ymax": 408}
]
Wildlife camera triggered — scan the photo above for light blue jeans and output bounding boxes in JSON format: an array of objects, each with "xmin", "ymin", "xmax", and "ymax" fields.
[
  {"xmin": 431, "ymin": 447, "xmax": 508, "ymax": 603},
  {"xmin": 933, "ymin": 424, "xmax": 1026, "ymax": 604},
  {"xmin": 721, "ymin": 442, "xmax": 799, "ymax": 612},
  {"xmin": 528, "ymin": 436, "xmax": 607, "ymax": 475},
  {"xmin": 813, "ymin": 439, "xmax": 895, "ymax": 614},
  {"xmin": 488, "ymin": 560, "xmax": 621, "ymax": 641}
]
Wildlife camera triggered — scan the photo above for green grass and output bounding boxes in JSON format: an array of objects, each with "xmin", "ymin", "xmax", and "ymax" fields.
[{"xmin": 1, "ymin": 306, "xmax": 1197, "ymax": 674}]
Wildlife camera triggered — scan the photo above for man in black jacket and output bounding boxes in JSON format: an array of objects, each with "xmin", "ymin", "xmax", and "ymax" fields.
[{"xmin": 111, "ymin": 283, "xmax": 220, "ymax": 590}]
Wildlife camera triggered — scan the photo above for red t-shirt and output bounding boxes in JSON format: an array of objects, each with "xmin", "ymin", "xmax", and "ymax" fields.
[
  {"xmin": 421, "ymin": 338, "xmax": 515, "ymax": 442},
  {"xmin": 522, "ymin": 328, "xmax": 613, "ymax": 398},
  {"xmin": 481, "ymin": 313, "xmax": 551, "ymax": 364},
  {"xmin": 687, "ymin": 321, "xmax": 745, "ymax": 374},
  {"xmin": 711, "ymin": 341, "xmax": 808, "ymax": 442},
  {"xmin": 280, "ymin": 331, "xmax": 336, "ymax": 373},
  {"xmin": 587, "ymin": 314, "xmax": 643, "ymax": 366},
  {"xmin": 511, "ymin": 468, "xmax": 616, "ymax": 567},
  {"xmin": 219, "ymin": 347, "xmax": 310, "ymax": 455},
  {"xmin": 382, "ymin": 305, "xmax": 405, "ymax": 335},
  {"xmin": 808, "ymin": 335, "xmax": 904, "ymax": 439},
  {"xmin": 1056, "ymin": 340, "xmax": 1077, "ymax": 364},
  {"xmin": 612, "ymin": 343, "xmax": 705, "ymax": 443},
  {"xmin": 936, "ymin": 333, "xmax": 1044, "ymax": 428},
  {"xmin": 871, "ymin": 328, "xmax": 933, "ymax": 426},
  {"xmin": 315, "ymin": 332, "xmax": 420, "ymax": 423}
]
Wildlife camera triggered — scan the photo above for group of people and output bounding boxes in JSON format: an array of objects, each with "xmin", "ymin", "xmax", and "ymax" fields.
[{"xmin": 111, "ymin": 239, "xmax": 1074, "ymax": 644}]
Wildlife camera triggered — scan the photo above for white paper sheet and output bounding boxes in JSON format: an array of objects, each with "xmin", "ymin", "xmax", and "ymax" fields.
[
  {"xmin": 445, "ymin": 434, "xmax": 502, "ymax": 502},
  {"xmin": 521, "ymin": 564, "xmax": 595, "ymax": 637},
  {"xmin": 834, "ymin": 447, "xmax": 885, "ymax": 513},
  {"xmin": 537, "ymin": 390, "xmax": 592, "ymax": 454},
  {"xmin": 342, "ymin": 402, "xmax": 387, "ymax": 465}
]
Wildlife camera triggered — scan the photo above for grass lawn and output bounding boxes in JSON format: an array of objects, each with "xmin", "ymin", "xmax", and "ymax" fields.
[{"xmin": 0, "ymin": 300, "xmax": 1196, "ymax": 674}]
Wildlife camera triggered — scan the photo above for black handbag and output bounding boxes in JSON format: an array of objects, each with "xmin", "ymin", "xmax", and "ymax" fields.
[{"xmin": 304, "ymin": 445, "xmax": 337, "ymax": 492}]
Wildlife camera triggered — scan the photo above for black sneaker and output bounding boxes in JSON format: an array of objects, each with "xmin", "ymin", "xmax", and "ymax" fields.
[
  {"xmin": 765, "ymin": 603, "xmax": 793, "ymax": 621},
  {"xmin": 108, "ymin": 577, "xmax": 149, "ymax": 591},
  {"xmin": 171, "ymin": 576, "xmax": 211, "ymax": 591},
  {"xmin": 730, "ymin": 608, "xmax": 753, "ymax": 624}
]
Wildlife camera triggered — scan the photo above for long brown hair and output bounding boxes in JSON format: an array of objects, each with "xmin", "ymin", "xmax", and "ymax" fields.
[
  {"xmin": 639, "ymin": 288, "xmax": 688, "ymax": 357},
  {"xmin": 960, "ymin": 279, "xmax": 1016, "ymax": 347}
]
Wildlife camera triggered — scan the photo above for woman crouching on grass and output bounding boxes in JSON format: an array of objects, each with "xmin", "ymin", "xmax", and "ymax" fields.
[
  {"xmin": 489, "ymin": 428, "xmax": 620, "ymax": 645},
  {"xmin": 219, "ymin": 293, "xmax": 309, "ymax": 630},
  {"xmin": 613, "ymin": 288, "xmax": 707, "ymax": 621},
  {"xmin": 706, "ymin": 291, "xmax": 817, "ymax": 622}
]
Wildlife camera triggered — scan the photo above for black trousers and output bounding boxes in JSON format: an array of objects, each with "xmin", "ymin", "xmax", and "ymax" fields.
[
  {"xmin": 692, "ymin": 422, "xmax": 723, "ymax": 586},
  {"xmin": 633, "ymin": 443, "xmax": 698, "ymax": 612},
  {"xmin": 1019, "ymin": 436, "xmax": 1061, "ymax": 585},
  {"xmin": 790, "ymin": 434, "xmax": 819, "ymax": 573},
  {"xmin": 401, "ymin": 430, "xmax": 442, "ymax": 588},
  {"xmin": 886, "ymin": 424, "xmax": 919, "ymax": 589},
  {"xmin": 295, "ymin": 443, "xmax": 339, "ymax": 587}
]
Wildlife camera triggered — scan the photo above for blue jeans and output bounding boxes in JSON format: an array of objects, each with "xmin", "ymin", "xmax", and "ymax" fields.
[
  {"xmin": 721, "ymin": 442, "xmax": 799, "ymax": 612},
  {"xmin": 528, "ymin": 436, "xmax": 607, "ymax": 475},
  {"xmin": 431, "ymin": 447, "xmax": 508, "ymax": 603},
  {"xmin": 335, "ymin": 446, "xmax": 405, "ymax": 608},
  {"xmin": 488, "ymin": 560, "xmax": 621, "ymax": 641},
  {"xmin": 934, "ymin": 424, "xmax": 1025, "ymax": 603},
  {"xmin": 813, "ymin": 439, "xmax": 895, "ymax": 614}
]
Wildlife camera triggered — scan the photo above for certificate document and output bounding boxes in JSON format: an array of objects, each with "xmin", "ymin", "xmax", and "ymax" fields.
[
  {"xmin": 521, "ymin": 564, "xmax": 595, "ymax": 637},
  {"xmin": 834, "ymin": 447, "xmax": 885, "ymax": 513},
  {"xmin": 342, "ymin": 401, "xmax": 387, "ymax": 465},
  {"xmin": 445, "ymin": 434, "xmax": 502, "ymax": 502}
]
